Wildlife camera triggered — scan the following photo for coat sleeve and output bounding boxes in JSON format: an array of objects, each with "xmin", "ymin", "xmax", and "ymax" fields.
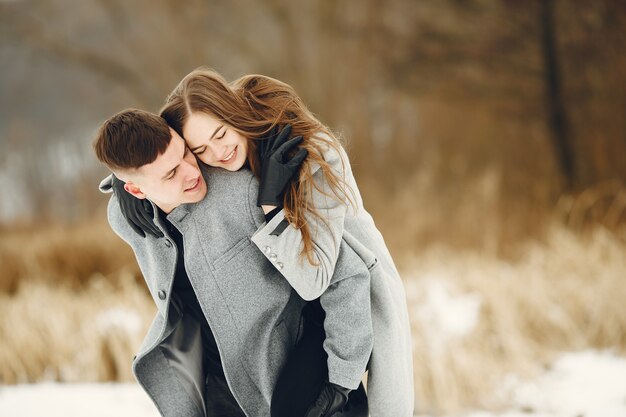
[
  {"xmin": 250, "ymin": 141, "xmax": 351, "ymax": 301},
  {"xmin": 320, "ymin": 239, "xmax": 373, "ymax": 390}
]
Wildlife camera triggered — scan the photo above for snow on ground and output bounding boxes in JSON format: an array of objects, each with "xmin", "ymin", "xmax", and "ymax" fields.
[
  {"xmin": 1, "ymin": 351, "xmax": 625, "ymax": 417},
  {"xmin": 95, "ymin": 306, "xmax": 143, "ymax": 335},
  {"xmin": 502, "ymin": 350, "xmax": 626, "ymax": 417},
  {"xmin": 414, "ymin": 279, "xmax": 482, "ymax": 354},
  {"xmin": 0, "ymin": 382, "xmax": 159, "ymax": 417}
]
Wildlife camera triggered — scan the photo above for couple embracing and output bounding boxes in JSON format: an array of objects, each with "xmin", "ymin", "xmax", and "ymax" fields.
[{"xmin": 93, "ymin": 68, "xmax": 414, "ymax": 417}]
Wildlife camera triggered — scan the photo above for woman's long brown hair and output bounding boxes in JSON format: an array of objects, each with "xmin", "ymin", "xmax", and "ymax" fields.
[{"xmin": 160, "ymin": 68, "xmax": 353, "ymax": 265}]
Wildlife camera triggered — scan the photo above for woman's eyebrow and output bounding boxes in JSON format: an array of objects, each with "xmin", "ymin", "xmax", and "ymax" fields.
[{"xmin": 190, "ymin": 124, "xmax": 223, "ymax": 151}]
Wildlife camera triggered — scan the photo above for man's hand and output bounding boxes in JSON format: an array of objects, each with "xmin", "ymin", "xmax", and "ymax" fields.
[
  {"xmin": 111, "ymin": 175, "xmax": 163, "ymax": 238},
  {"xmin": 303, "ymin": 381, "xmax": 351, "ymax": 417},
  {"xmin": 256, "ymin": 124, "xmax": 308, "ymax": 207}
]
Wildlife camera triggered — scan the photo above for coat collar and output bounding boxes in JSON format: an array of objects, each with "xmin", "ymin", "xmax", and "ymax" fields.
[{"xmin": 164, "ymin": 164, "xmax": 212, "ymax": 228}]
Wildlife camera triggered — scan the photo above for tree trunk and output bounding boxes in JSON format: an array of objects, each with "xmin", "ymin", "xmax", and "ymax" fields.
[{"xmin": 540, "ymin": 0, "xmax": 576, "ymax": 191}]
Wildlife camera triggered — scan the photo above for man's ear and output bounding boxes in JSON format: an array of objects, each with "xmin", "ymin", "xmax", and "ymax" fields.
[{"xmin": 124, "ymin": 181, "xmax": 147, "ymax": 199}]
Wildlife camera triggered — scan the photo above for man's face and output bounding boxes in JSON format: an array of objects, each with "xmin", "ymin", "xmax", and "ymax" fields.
[{"xmin": 122, "ymin": 129, "xmax": 207, "ymax": 213}]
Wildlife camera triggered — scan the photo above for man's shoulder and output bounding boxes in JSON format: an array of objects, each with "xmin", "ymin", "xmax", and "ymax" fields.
[
  {"xmin": 201, "ymin": 165, "xmax": 256, "ymax": 191},
  {"xmin": 105, "ymin": 194, "xmax": 124, "ymax": 230},
  {"xmin": 105, "ymin": 193, "xmax": 138, "ymax": 244},
  {"xmin": 195, "ymin": 165, "xmax": 258, "ymax": 210},
  {"xmin": 189, "ymin": 165, "xmax": 262, "ymax": 228}
]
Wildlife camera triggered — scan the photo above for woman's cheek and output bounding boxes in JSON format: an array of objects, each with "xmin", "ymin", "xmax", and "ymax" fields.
[{"xmin": 197, "ymin": 153, "xmax": 214, "ymax": 167}]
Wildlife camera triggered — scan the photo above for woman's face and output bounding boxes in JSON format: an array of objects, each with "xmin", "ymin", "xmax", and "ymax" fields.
[{"xmin": 182, "ymin": 112, "xmax": 248, "ymax": 171}]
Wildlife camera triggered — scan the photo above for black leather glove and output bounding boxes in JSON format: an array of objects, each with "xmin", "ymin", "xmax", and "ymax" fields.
[
  {"xmin": 257, "ymin": 124, "xmax": 308, "ymax": 207},
  {"xmin": 256, "ymin": 124, "xmax": 281, "ymax": 161},
  {"xmin": 304, "ymin": 381, "xmax": 351, "ymax": 417},
  {"xmin": 110, "ymin": 175, "xmax": 163, "ymax": 238}
]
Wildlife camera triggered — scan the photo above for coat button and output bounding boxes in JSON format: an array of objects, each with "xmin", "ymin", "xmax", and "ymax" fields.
[
  {"xmin": 264, "ymin": 246, "xmax": 272, "ymax": 254},
  {"xmin": 277, "ymin": 262, "xmax": 284, "ymax": 270},
  {"xmin": 158, "ymin": 290, "xmax": 166, "ymax": 300},
  {"xmin": 164, "ymin": 240, "xmax": 172, "ymax": 248},
  {"xmin": 269, "ymin": 253, "xmax": 278, "ymax": 261}
]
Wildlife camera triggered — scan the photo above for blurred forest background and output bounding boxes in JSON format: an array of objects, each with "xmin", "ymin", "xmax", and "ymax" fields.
[{"xmin": 0, "ymin": 0, "xmax": 625, "ymax": 415}]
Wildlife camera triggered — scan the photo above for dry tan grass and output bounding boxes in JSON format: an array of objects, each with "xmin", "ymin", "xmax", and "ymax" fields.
[
  {"xmin": 0, "ymin": 214, "xmax": 625, "ymax": 414},
  {"xmin": 0, "ymin": 276, "xmax": 154, "ymax": 384},
  {"xmin": 0, "ymin": 219, "xmax": 142, "ymax": 293},
  {"xmin": 401, "ymin": 224, "xmax": 626, "ymax": 414},
  {"xmin": 0, "ymin": 219, "xmax": 150, "ymax": 384}
]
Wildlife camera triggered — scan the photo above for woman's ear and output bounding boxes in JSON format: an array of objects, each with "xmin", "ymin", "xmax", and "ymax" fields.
[{"xmin": 124, "ymin": 182, "xmax": 147, "ymax": 199}]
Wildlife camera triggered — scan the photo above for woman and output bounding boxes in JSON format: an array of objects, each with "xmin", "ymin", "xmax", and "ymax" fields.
[{"xmin": 118, "ymin": 68, "xmax": 414, "ymax": 417}]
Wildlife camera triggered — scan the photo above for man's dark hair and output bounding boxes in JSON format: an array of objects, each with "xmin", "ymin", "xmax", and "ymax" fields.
[{"xmin": 93, "ymin": 109, "xmax": 172, "ymax": 171}]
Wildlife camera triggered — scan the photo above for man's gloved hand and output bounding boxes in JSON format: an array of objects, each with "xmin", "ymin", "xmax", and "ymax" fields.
[
  {"xmin": 111, "ymin": 174, "xmax": 163, "ymax": 238},
  {"xmin": 303, "ymin": 381, "xmax": 351, "ymax": 417},
  {"xmin": 256, "ymin": 124, "xmax": 308, "ymax": 207}
]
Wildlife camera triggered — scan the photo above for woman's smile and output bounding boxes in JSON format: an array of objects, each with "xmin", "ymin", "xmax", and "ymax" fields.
[{"xmin": 219, "ymin": 146, "xmax": 238, "ymax": 163}]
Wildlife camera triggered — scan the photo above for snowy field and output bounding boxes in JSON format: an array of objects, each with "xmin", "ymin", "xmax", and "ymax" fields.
[{"xmin": 0, "ymin": 351, "xmax": 624, "ymax": 417}]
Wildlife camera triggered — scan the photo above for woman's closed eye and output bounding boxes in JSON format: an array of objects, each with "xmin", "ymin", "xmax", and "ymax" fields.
[{"xmin": 193, "ymin": 129, "xmax": 226, "ymax": 155}]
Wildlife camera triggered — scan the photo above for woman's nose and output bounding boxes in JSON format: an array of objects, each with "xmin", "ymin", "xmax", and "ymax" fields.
[{"xmin": 207, "ymin": 142, "xmax": 225, "ymax": 159}]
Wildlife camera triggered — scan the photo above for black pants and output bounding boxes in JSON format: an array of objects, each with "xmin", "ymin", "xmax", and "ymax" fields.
[
  {"xmin": 205, "ymin": 371, "xmax": 247, "ymax": 417},
  {"xmin": 202, "ymin": 322, "xmax": 246, "ymax": 416},
  {"xmin": 271, "ymin": 299, "xmax": 369, "ymax": 417}
]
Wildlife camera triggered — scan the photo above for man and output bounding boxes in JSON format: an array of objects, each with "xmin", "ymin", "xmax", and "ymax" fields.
[{"xmin": 93, "ymin": 109, "xmax": 373, "ymax": 417}]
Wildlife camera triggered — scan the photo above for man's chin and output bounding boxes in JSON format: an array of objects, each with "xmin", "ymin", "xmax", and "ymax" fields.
[
  {"xmin": 191, "ymin": 192, "xmax": 207, "ymax": 203},
  {"xmin": 188, "ymin": 183, "xmax": 207, "ymax": 202}
]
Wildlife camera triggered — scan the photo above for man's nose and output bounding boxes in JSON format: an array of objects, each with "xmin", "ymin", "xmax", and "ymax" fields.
[{"xmin": 180, "ymin": 159, "xmax": 200, "ymax": 178}]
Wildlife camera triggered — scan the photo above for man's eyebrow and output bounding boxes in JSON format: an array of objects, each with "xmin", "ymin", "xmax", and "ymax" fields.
[{"xmin": 190, "ymin": 124, "xmax": 223, "ymax": 152}]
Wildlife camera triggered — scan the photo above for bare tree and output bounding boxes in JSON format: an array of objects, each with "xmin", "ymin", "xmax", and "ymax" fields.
[{"xmin": 540, "ymin": 0, "xmax": 575, "ymax": 191}]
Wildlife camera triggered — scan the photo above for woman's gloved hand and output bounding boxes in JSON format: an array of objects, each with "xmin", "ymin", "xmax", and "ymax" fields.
[
  {"xmin": 256, "ymin": 124, "xmax": 308, "ymax": 207},
  {"xmin": 111, "ymin": 175, "xmax": 163, "ymax": 238},
  {"xmin": 303, "ymin": 381, "xmax": 351, "ymax": 417}
]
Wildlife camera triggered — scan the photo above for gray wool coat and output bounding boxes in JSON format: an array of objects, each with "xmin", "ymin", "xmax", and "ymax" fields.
[
  {"xmin": 100, "ymin": 166, "xmax": 374, "ymax": 417},
  {"xmin": 250, "ymin": 135, "xmax": 415, "ymax": 417}
]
